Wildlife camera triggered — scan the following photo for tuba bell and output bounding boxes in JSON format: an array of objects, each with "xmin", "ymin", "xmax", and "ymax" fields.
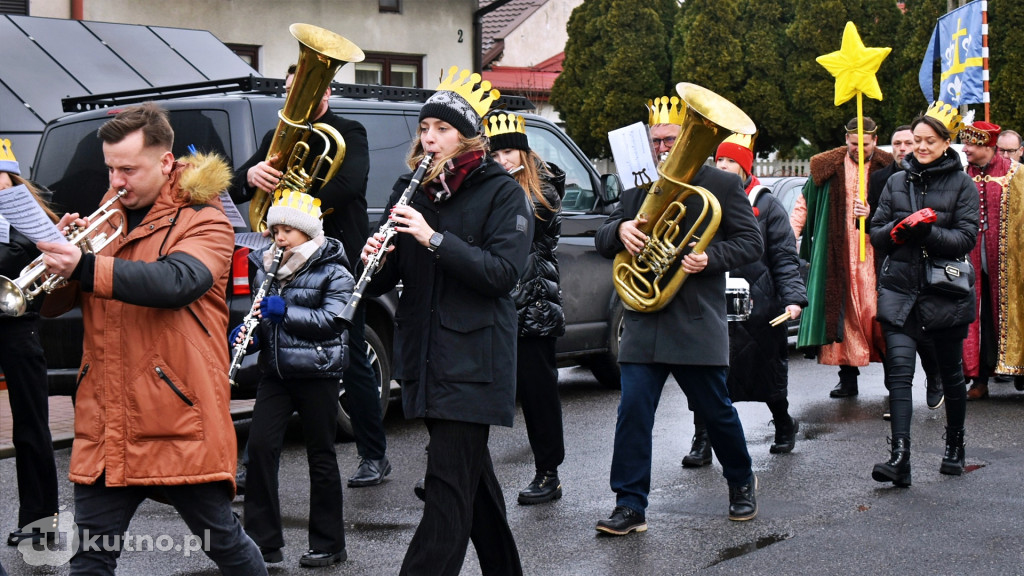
[
  {"xmin": 248, "ymin": 23, "xmax": 364, "ymax": 232},
  {"xmin": 613, "ymin": 83, "xmax": 756, "ymax": 313}
]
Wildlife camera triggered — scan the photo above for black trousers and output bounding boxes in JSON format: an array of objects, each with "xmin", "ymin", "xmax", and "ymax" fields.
[
  {"xmin": 0, "ymin": 315, "xmax": 58, "ymax": 528},
  {"xmin": 516, "ymin": 336, "xmax": 564, "ymax": 473},
  {"xmin": 71, "ymin": 476, "xmax": 266, "ymax": 575},
  {"xmin": 244, "ymin": 376, "xmax": 345, "ymax": 553},
  {"xmin": 345, "ymin": 304, "xmax": 388, "ymax": 460},
  {"xmin": 400, "ymin": 419, "xmax": 522, "ymax": 576},
  {"xmin": 882, "ymin": 316, "xmax": 968, "ymax": 440}
]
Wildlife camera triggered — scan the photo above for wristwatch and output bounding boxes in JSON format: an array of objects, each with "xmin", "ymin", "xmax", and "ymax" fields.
[{"xmin": 428, "ymin": 231, "xmax": 444, "ymax": 252}]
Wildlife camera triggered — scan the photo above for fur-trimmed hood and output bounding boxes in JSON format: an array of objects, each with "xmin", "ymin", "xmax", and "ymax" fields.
[
  {"xmin": 810, "ymin": 146, "xmax": 892, "ymax": 187},
  {"xmin": 172, "ymin": 152, "xmax": 232, "ymax": 205}
]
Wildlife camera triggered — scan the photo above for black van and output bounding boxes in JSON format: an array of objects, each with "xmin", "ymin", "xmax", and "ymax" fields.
[{"xmin": 29, "ymin": 77, "xmax": 625, "ymax": 437}]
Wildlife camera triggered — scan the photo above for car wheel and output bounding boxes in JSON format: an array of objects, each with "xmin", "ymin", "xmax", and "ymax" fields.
[
  {"xmin": 337, "ymin": 323, "xmax": 392, "ymax": 441},
  {"xmin": 587, "ymin": 303, "xmax": 624, "ymax": 389}
]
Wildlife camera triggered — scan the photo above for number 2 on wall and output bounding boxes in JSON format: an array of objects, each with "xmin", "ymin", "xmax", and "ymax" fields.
[{"xmin": 458, "ymin": 29, "xmax": 464, "ymax": 43}]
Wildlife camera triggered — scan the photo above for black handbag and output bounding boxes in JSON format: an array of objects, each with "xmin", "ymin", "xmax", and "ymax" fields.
[
  {"xmin": 908, "ymin": 182, "xmax": 974, "ymax": 297},
  {"xmin": 922, "ymin": 251, "xmax": 973, "ymax": 296}
]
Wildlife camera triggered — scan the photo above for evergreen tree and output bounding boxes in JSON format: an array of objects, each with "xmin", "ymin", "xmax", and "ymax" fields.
[
  {"xmin": 856, "ymin": 0, "xmax": 905, "ymax": 140},
  {"xmin": 889, "ymin": 0, "xmax": 947, "ymax": 130},
  {"xmin": 785, "ymin": 0, "xmax": 854, "ymax": 152},
  {"xmin": 735, "ymin": 0, "xmax": 798, "ymax": 157},
  {"xmin": 550, "ymin": 0, "xmax": 673, "ymax": 158},
  {"xmin": 672, "ymin": 0, "xmax": 745, "ymax": 100},
  {"xmin": 988, "ymin": 0, "xmax": 1024, "ymax": 131}
]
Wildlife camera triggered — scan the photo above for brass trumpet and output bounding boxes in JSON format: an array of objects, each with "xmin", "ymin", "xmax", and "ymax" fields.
[
  {"xmin": 612, "ymin": 83, "xmax": 756, "ymax": 313},
  {"xmin": 0, "ymin": 189, "xmax": 126, "ymax": 316}
]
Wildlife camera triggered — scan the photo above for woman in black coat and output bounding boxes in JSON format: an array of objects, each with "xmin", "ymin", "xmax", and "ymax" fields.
[
  {"xmin": 361, "ymin": 68, "xmax": 532, "ymax": 576},
  {"xmin": 487, "ymin": 113, "xmax": 567, "ymax": 505},
  {"xmin": 682, "ymin": 136, "xmax": 807, "ymax": 467},
  {"xmin": 0, "ymin": 148, "xmax": 60, "ymax": 546},
  {"xmin": 869, "ymin": 111, "xmax": 979, "ymax": 487}
]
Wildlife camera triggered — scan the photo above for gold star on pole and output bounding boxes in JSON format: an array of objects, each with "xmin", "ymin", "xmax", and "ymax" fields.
[{"xmin": 816, "ymin": 22, "xmax": 891, "ymax": 106}]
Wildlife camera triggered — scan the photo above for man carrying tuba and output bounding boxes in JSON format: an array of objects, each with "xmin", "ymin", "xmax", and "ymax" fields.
[
  {"xmin": 229, "ymin": 56, "xmax": 393, "ymax": 491},
  {"xmin": 593, "ymin": 87, "xmax": 764, "ymax": 535}
]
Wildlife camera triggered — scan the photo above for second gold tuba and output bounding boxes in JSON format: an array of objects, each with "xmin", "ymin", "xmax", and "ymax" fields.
[
  {"xmin": 249, "ymin": 23, "xmax": 364, "ymax": 232},
  {"xmin": 613, "ymin": 83, "xmax": 756, "ymax": 313}
]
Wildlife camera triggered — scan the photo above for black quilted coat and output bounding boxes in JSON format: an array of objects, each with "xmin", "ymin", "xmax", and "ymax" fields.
[
  {"xmin": 512, "ymin": 161, "xmax": 566, "ymax": 337},
  {"xmin": 727, "ymin": 186, "xmax": 808, "ymax": 403},
  {"xmin": 870, "ymin": 149, "xmax": 979, "ymax": 330},
  {"xmin": 250, "ymin": 237, "xmax": 354, "ymax": 380}
]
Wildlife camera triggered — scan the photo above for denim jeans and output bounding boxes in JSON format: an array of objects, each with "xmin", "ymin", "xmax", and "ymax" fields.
[{"xmin": 611, "ymin": 363, "xmax": 753, "ymax": 514}]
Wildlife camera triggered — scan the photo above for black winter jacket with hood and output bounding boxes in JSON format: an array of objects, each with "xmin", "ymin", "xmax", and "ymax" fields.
[{"xmin": 870, "ymin": 149, "xmax": 979, "ymax": 330}]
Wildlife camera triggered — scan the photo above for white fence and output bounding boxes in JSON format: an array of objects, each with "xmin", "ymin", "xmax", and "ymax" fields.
[{"xmin": 754, "ymin": 158, "xmax": 809, "ymax": 177}]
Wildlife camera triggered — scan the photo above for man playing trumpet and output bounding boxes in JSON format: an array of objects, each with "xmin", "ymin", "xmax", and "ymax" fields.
[{"xmin": 37, "ymin": 102, "xmax": 266, "ymax": 575}]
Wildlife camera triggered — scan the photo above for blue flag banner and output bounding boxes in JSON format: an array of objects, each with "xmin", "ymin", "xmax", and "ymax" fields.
[{"xmin": 919, "ymin": 0, "xmax": 986, "ymax": 105}]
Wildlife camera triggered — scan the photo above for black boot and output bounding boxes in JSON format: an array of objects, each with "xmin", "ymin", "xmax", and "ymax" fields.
[
  {"xmin": 518, "ymin": 471, "xmax": 562, "ymax": 505},
  {"xmin": 872, "ymin": 437, "xmax": 911, "ymax": 487},
  {"xmin": 940, "ymin": 427, "xmax": 966, "ymax": 476},
  {"xmin": 769, "ymin": 417, "xmax": 799, "ymax": 454},
  {"xmin": 681, "ymin": 425, "xmax": 712, "ymax": 468},
  {"xmin": 830, "ymin": 365, "xmax": 859, "ymax": 398}
]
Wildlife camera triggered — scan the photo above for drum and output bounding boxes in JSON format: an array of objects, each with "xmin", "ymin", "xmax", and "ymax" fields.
[{"xmin": 725, "ymin": 275, "xmax": 752, "ymax": 322}]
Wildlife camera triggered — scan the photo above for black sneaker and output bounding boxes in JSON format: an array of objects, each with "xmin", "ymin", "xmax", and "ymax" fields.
[
  {"xmin": 595, "ymin": 506, "xmax": 647, "ymax": 536},
  {"xmin": 926, "ymin": 378, "xmax": 944, "ymax": 410},
  {"xmin": 728, "ymin": 475, "xmax": 758, "ymax": 521}
]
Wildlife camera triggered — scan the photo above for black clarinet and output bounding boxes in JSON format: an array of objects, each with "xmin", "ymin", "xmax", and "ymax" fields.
[
  {"xmin": 339, "ymin": 153, "xmax": 434, "ymax": 325},
  {"xmin": 228, "ymin": 245, "xmax": 284, "ymax": 385}
]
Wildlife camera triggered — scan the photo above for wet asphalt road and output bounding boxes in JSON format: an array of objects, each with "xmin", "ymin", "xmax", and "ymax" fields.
[{"xmin": 4, "ymin": 351, "xmax": 1024, "ymax": 575}]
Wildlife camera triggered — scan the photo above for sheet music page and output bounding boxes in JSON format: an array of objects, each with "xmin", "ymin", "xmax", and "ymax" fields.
[
  {"xmin": 219, "ymin": 191, "xmax": 248, "ymax": 229},
  {"xmin": 0, "ymin": 184, "xmax": 68, "ymax": 244},
  {"xmin": 608, "ymin": 122, "xmax": 659, "ymax": 190},
  {"xmin": 234, "ymin": 231, "xmax": 273, "ymax": 252}
]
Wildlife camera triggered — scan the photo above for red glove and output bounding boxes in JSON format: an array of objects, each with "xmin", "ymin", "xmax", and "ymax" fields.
[{"xmin": 890, "ymin": 208, "xmax": 937, "ymax": 244}]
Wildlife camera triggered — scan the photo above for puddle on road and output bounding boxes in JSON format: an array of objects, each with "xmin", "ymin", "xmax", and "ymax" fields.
[{"xmin": 706, "ymin": 533, "xmax": 792, "ymax": 566}]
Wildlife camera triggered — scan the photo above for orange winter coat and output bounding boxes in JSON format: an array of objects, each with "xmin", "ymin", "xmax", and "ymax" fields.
[{"xmin": 44, "ymin": 153, "xmax": 236, "ymax": 489}]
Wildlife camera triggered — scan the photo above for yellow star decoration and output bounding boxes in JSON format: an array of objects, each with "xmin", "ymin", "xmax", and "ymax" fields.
[{"xmin": 816, "ymin": 22, "xmax": 891, "ymax": 106}]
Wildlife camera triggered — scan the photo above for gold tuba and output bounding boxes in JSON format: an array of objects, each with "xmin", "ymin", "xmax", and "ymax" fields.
[
  {"xmin": 249, "ymin": 23, "xmax": 364, "ymax": 232},
  {"xmin": 613, "ymin": 83, "xmax": 756, "ymax": 313}
]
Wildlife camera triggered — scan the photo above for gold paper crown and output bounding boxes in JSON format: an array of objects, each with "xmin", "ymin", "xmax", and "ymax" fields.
[
  {"xmin": 436, "ymin": 65, "xmax": 500, "ymax": 118},
  {"xmin": 721, "ymin": 133, "xmax": 756, "ymax": 151},
  {"xmin": 0, "ymin": 139, "xmax": 15, "ymax": 162},
  {"xmin": 484, "ymin": 113, "xmax": 526, "ymax": 138},
  {"xmin": 273, "ymin": 191, "xmax": 322, "ymax": 219},
  {"xmin": 925, "ymin": 101, "xmax": 964, "ymax": 138},
  {"xmin": 647, "ymin": 96, "xmax": 686, "ymax": 126}
]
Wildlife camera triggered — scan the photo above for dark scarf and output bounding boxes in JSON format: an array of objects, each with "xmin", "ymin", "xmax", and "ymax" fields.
[{"xmin": 423, "ymin": 150, "xmax": 485, "ymax": 203}]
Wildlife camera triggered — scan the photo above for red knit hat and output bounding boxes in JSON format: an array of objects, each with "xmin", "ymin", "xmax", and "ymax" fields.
[
  {"xmin": 960, "ymin": 121, "xmax": 1001, "ymax": 147},
  {"xmin": 715, "ymin": 135, "xmax": 754, "ymax": 176}
]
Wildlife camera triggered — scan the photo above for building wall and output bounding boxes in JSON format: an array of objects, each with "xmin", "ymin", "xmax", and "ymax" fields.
[
  {"xmin": 30, "ymin": 0, "xmax": 477, "ymax": 84},
  {"xmin": 497, "ymin": 0, "xmax": 580, "ymax": 68}
]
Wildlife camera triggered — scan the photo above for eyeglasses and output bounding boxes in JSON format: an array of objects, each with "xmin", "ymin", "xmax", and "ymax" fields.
[
  {"xmin": 998, "ymin": 146, "xmax": 1021, "ymax": 155},
  {"xmin": 651, "ymin": 136, "xmax": 677, "ymax": 147}
]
